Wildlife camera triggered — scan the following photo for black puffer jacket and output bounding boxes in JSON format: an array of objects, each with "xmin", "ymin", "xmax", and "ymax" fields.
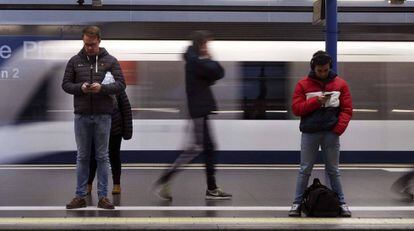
[
  {"xmin": 111, "ymin": 91, "xmax": 133, "ymax": 140},
  {"xmin": 62, "ymin": 48, "xmax": 126, "ymax": 114},
  {"xmin": 184, "ymin": 46, "xmax": 224, "ymax": 118}
]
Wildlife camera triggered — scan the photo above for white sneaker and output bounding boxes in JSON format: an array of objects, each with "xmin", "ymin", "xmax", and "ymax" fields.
[
  {"xmin": 154, "ymin": 183, "xmax": 172, "ymax": 201},
  {"xmin": 340, "ymin": 204, "xmax": 352, "ymax": 217},
  {"xmin": 205, "ymin": 188, "xmax": 232, "ymax": 200},
  {"xmin": 288, "ymin": 204, "xmax": 301, "ymax": 217}
]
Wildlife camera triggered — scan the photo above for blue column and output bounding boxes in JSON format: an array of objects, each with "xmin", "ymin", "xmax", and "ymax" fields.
[{"xmin": 325, "ymin": 0, "xmax": 338, "ymax": 72}]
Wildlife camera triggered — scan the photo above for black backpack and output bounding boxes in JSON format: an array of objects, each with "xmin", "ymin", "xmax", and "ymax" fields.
[{"xmin": 301, "ymin": 178, "xmax": 341, "ymax": 217}]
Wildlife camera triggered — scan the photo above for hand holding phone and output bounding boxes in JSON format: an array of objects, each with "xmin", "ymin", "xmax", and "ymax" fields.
[
  {"xmin": 89, "ymin": 82, "xmax": 102, "ymax": 93},
  {"xmin": 318, "ymin": 92, "xmax": 333, "ymax": 105},
  {"xmin": 82, "ymin": 82, "xmax": 91, "ymax": 93}
]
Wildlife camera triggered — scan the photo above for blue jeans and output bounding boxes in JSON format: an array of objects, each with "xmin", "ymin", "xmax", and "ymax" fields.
[
  {"xmin": 74, "ymin": 114, "xmax": 111, "ymax": 199},
  {"xmin": 293, "ymin": 131, "xmax": 345, "ymax": 204}
]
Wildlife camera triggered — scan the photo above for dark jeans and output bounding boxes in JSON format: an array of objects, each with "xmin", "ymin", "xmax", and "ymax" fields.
[
  {"xmin": 158, "ymin": 116, "xmax": 217, "ymax": 190},
  {"xmin": 88, "ymin": 134, "xmax": 123, "ymax": 185}
]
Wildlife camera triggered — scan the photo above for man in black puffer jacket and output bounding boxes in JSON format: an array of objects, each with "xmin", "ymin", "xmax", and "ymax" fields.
[
  {"xmin": 154, "ymin": 30, "xmax": 232, "ymax": 201},
  {"xmin": 62, "ymin": 26, "xmax": 125, "ymax": 210}
]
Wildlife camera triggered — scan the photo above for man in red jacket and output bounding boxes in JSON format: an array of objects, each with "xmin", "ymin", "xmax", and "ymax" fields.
[{"xmin": 288, "ymin": 51, "xmax": 352, "ymax": 217}]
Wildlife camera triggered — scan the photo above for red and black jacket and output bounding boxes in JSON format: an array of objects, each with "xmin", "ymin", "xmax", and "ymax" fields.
[{"xmin": 291, "ymin": 71, "xmax": 353, "ymax": 136}]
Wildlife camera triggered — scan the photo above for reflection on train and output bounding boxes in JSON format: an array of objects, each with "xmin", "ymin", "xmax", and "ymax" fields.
[{"xmin": 1, "ymin": 40, "xmax": 414, "ymax": 163}]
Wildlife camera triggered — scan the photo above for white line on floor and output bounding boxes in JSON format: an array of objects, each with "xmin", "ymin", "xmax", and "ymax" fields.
[
  {"xmin": 0, "ymin": 217, "xmax": 414, "ymax": 226},
  {"xmin": 0, "ymin": 166, "xmax": 410, "ymax": 171},
  {"xmin": 0, "ymin": 206, "xmax": 413, "ymax": 211}
]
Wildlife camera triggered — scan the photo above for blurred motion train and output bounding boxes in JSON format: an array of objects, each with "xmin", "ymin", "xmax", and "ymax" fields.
[{"xmin": 1, "ymin": 38, "xmax": 414, "ymax": 164}]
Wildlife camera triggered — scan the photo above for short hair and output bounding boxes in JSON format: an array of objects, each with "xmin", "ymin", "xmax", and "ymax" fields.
[
  {"xmin": 82, "ymin": 26, "xmax": 101, "ymax": 39},
  {"xmin": 190, "ymin": 30, "xmax": 213, "ymax": 52},
  {"xmin": 310, "ymin": 50, "xmax": 332, "ymax": 69}
]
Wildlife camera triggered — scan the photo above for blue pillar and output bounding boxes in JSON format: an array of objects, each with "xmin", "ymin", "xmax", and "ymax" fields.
[{"xmin": 325, "ymin": 0, "xmax": 338, "ymax": 72}]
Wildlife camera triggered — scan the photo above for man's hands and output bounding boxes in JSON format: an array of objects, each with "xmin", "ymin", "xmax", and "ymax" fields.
[
  {"xmin": 317, "ymin": 95, "xmax": 331, "ymax": 105},
  {"xmin": 81, "ymin": 82, "xmax": 102, "ymax": 93}
]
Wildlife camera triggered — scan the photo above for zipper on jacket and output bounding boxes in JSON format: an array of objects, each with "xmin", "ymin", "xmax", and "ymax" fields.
[
  {"xmin": 86, "ymin": 55, "xmax": 94, "ymax": 114},
  {"xmin": 90, "ymin": 64, "xmax": 94, "ymax": 114},
  {"xmin": 321, "ymin": 83, "xmax": 326, "ymax": 108}
]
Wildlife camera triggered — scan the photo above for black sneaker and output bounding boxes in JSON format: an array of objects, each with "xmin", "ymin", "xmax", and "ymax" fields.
[
  {"xmin": 391, "ymin": 183, "xmax": 414, "ymax": 202},
  {"xmin": 205, "ymin": 188, "xmax": 232, "ymax": 200},
  {"xmin": 288, "ymin": 203, "xmax": 301, "ymax": 217},
  {"xmin": 340, "ymin": 203, "xmax": 352, "ymax": 217},
  {"xmin": 66, "ymin": 197, "xmax": 86, "ymax": 209},
  {"xmin": 399, "ymin": 189, "xmax": 414, "ymax": 202}
]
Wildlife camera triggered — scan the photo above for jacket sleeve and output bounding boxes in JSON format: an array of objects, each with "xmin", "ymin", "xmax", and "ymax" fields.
[
  {"xmin": 188, "ymin": 52, "xmax": 224, "ymax": 82},
  {"xmin": 118, "ymin": 91, "xmax": 133, "ymax": 140},
  {"xmin": 291, "ymin": 82, "xmax": 321, "ymax": 117},
  {"xmin": 61, "ymin": 58, "xmax": 84, "ymax": 96},
  {"xmin": 333, "ymin": 81, "xmax": 353, "ymax": 136},
  {"xmin": 196, "ymin": 59, "xmax": 224, "ymax": 82},
  {"xmin": 101, "ymin": 58, "xmax": 126, "ymax": 95}
]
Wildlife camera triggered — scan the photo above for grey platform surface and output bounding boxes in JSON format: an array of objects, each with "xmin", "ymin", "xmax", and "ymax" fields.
[{"xmin": 0, "ymin": 165, "xmax": 413, "ymax": 230}]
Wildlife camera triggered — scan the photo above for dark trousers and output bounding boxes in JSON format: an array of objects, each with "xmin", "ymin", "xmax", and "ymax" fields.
[
  {"xmin": 88, "ymin": 134, "xmax": 123, "ymax": 185},
  {"xmin": 158, "ymin": 116, "xmax": 217, "ymax": 190}
]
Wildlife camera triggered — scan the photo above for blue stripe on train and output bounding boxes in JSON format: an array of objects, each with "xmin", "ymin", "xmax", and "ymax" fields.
[{"xmin": 13, "ymin": 150, "xmax": 414, "ymax": 165}]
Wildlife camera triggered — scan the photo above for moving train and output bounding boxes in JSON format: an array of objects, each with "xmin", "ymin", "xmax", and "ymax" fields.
[{"xmin": 1, "ymin": 38, "xmax": 414, "ymax": 164}]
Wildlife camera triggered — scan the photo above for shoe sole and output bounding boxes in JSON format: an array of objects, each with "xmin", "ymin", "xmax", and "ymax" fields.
[
  {"xmin": 97, "ymin": 206, "xmax": 115, "ymax": 210},
  {"xmin": 205, "ymin": 196, "xmax": 232, "ymax": 200},
  {"xmin": 153, "ymin": 187, "xmax": 172, "ymax": 201},
  {"xmin": 155, "ymin": 193, "xmax": 173, "ymax": 201},
  {"xmin": 66, "ymin": 205, "xmax": 87, "ymax": 209}
]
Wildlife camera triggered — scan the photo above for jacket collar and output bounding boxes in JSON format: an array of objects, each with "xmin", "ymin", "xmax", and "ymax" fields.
[
  {"xmin": 308, "ymin": 70, "xmax": 337, "ymax": 83},
  {"xmin": 78, "ymin": 47, "xmax": 108, "ymax": 59}
]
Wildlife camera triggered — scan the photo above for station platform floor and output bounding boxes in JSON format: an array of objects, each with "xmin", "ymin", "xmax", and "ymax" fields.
[{"xmin": 0, "ymin": 164, "xmax": 412, "ymax": 230}]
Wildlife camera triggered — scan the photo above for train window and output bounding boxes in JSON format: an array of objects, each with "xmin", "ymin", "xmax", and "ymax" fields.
[{"xmin": 241, "ymin": 62, "xmax": 289, "ymax": 120}]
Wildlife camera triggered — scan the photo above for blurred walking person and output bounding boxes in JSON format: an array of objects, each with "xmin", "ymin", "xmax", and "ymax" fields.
[{"xmin": 154, "ymin": 30, "xmax": 232, "ymax": 201}]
